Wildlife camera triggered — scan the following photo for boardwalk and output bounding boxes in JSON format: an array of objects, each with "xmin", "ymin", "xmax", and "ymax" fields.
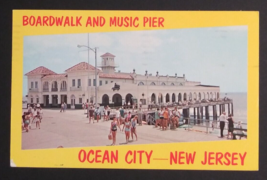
[{"xmin": 22, "ymin": 109, "xmax": 231, "ymax": 150}]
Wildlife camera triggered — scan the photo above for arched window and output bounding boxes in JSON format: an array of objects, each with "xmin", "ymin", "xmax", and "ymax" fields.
[
  {"xmin": 150, "ymin": 82, "xmax": 156, "ymax": 85},
  {"xmin": 138, "ymin": 82, "xmax": 144, "ymax": 86},
  {"xmin": 161, "ymin": 82, "xmax": 166, "ymax": 86},
  {"xmin": 170, "ymin": 83, "xmax": 175, "ymax": 86}
]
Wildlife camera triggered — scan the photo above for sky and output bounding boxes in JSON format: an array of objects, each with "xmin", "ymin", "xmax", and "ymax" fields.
[{"xmin": 23, "ymin": 26, "xmax": 247, "ymax": 95}]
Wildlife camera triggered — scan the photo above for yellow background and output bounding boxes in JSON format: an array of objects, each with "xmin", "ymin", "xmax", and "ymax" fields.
[{"xmin": 11, "ymin": 10, "xmax": 259, "ymax": 170}]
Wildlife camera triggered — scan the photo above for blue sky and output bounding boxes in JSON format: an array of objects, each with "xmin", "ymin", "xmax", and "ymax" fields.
[{"xmin": 23, "ymin": 26, "xmax": 247, "ymax": 95}]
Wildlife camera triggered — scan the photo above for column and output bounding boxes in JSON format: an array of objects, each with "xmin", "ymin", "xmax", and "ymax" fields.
[
  {"xmin": 197, "ymin": 107, "xmax": 200, "ymax": 124},
  {"xmin": 219, "ymin": 105, "xmax": 222, "ymax": 115},
  {"xmin": 49, "ymin": 94, "xmax": 52, "ymax": 107},
  {"xmin": 231, "ymin": 103, "xmax": 234, "ymax": 116},
  {"xmin": 58, "ymin": 94, "xmax": 61, "ymax": 105},
  {"xmin": 228, "ymin": 103, "xmax": 230, "ymax": 114},
  {"xmin": 163, "ymin": 95, "xmax": 166, "ymax": 103},
  {"xmin": 205, "ymin": 106, "xmax": 209, "ymax": 120}
]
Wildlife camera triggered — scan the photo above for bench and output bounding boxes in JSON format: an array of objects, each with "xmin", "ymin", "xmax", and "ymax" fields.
[{"xmin": 232, "ymin": 128, "xmax": 247, "ymax": 140}]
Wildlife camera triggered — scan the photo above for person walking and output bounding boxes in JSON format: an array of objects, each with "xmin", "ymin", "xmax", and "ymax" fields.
[
  {"xmin": 163, "ymin": 107, "xmax": 169, "ymax": 131},
  {"xmin": 110, "ymin": 118, "xmax": 118, "ymax": 146},
  {"xmin": 218, "ymin": 112, "xmax": 227, "ymax": 138},
  {"xmin": 123, "ymin": 117, "xmax": 131, "ymax": 143},
  {"xmin": 60, "ymin": 103, "xmax": 64, "ymax": 112},
  {"xmin": 131, "ymin": 115, "xmax": 138, "ymax": 141},
  {"xmin": 159, "ymin": 107, "xmax": 164, "ymax": 129},
  {"xmin": 115, "ymin": 108, "xmax": 121, "ymax": 131},
  {"xmin": 63, "ymin": 102, "xmax": 67, "ymax": 112},
  {"xmin": 95, "ymin": 107, "xmax": 100, "ymax": 123},
  {"xmin": 89, "ymin": 106, "xmax": 94, "ymax": 123},
  {"xmin": 107, "ymin": 105, "xmax": 111, "ymax": 121}
]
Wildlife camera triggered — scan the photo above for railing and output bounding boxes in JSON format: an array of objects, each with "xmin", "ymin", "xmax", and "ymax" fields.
[
  {"xmin": 43, "ymin": 88, "xmax": 49, "ymax": 92},
  {"xmin": 51, "ymin": 88, "xmax": 58, "ymax": 92},
  {"xmin": 60, "ymin": 88, "xmax": 67, "ymax": 92},
  {"xmin": 70, "ymin": 87, "xmax": 82, "ymax": 91},
  {"xmin": 29, "ymin": 88, "xmax": 38, "ymax": 92}
]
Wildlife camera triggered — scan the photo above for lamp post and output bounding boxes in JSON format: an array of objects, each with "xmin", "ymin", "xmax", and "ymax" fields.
[{"xmin": 77, "ymin": 44, "xmax": 98, "ymax": 107}]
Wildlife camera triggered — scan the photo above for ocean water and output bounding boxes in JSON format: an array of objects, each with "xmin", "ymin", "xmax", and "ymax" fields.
[{"xmin": 221, "ymin": 92, "xmax": 247, "ymax": 124}]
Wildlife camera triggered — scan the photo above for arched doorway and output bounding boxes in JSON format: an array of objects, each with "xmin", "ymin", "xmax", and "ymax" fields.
[
  {"xmin": 71, "ymin": 95, "xmax": 75, "ymax": 108},
  {"xmin": 198, "ymin": 92, "xmax": 201, "ymax": 100},
  {"xmin": 151, "ymin": 93, "xmax": 156, "ymax": 103},
  {"xmin": 51, "ymin": 81, "xmax": 58, "ymax": 91},
  {"xmin": 189, "ymin": 92, "xmax": 192, "ymax": 101},
  {"xmin": 60, "ymin": 81, "xmax": 67, "ymax": 91},
  {"xmin": 158, "ymin": 93, "xmax": 163, "ymax": 104},
  {"xmin": 194, "ymin": 92, "xmax": 197, "ymax": 100},
  {"xmin": 178, "ymin": 93, "xmax": 182, "ymax": 102},
  {"xmin": 112, "ymin": 94, "xmax": 122, "ymax": 107},
  {"xmin": 102, "ymin": 94, "xmax": 109, "ymax": 106},
  {"xmin": 166, "ymin": 93, "xmax": 170, "ymax": 103},
  {"xmin": 172, "ymin": 93, "xmax": 176, "ymax": 102},
  {"xmin": 183, "ymin": 93, "xmax": 187, "ymax": 101},
  {"xmin": 217, "ymin": 92, "xmax": 220, "ymax": 99},
  {"xmin": 125, "ymin": 93, "xmax": 133, "ymax": 105}
]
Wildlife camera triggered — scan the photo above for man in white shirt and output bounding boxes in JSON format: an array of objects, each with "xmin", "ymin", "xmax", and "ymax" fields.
[{"xmin": 218, "ymin": 112, "xmax": 227, "ymax": 138}]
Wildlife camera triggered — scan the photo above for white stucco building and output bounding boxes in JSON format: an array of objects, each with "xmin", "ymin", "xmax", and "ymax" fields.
[{"xmin": 25, "ymin": 52, "xmax": 220, "ymax": 109}]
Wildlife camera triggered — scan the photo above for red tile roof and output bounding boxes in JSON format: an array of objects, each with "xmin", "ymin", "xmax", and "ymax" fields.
[
  {"xmin": 65, "ymin": 62, "xmax": 101, "ymax": 72},
  {"xmin": 42, "ymin": 74, "xmax": 67, "ymax": 79},
  {"xmin": 99, "ymin": 72, "xmax": 133, "ymax": 80},
  {"xmin": 25, "ymin": 66, "xmax": 57, "ymax": 76},
  {"xmin": 100, "ymin": 52, "xmax": 115, "ymax": 58}
]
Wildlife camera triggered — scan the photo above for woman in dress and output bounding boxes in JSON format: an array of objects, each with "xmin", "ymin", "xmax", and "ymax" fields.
[
  {"xmin": 110, "ymin": 118, "xmax": 118, "ymax": 145},
  {"xmin": 131, "ymin": 115, "xmax": 138, "ymax": 141},
  {"xmin": 227, "ymin": 114, "xmax": 234, "ymax": 139},
  {"xmin": 123, "ymin": 117, "xmax": 131, "ymax": 143}
]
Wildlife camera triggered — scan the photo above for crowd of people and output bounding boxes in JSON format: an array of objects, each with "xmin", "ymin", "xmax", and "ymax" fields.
[{"xmin": 22, "ymin": 104, "xmax": 43, "ymax": 132}]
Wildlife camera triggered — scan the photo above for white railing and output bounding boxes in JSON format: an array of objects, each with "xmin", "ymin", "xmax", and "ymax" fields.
[
  {"xmin": 70, "ymin": 87, "xmax": 82, "ymax": 91},
  {"xmin": 29, "ymin": 88, "xmax": 38, "ymax": 92}
]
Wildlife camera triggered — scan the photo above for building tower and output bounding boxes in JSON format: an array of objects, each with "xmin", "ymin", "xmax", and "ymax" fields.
[{"xmin": 100, "ymin": 52, "xmax": 118, "ymax": 74}]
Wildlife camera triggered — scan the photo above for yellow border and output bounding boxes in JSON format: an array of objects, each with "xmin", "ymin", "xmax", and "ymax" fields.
[{"xmin": 11, "ymin": 10, "xmax": 259, "ymax": 170}]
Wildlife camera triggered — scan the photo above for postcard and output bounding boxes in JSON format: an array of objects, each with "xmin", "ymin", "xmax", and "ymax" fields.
[{"xmin": 11, "ymin": 10, "xmax": 259, "ymax": 170}]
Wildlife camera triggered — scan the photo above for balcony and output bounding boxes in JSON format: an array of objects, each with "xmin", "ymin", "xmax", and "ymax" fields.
[
  {"xmin": 51, "ymin": 88, "xmax": 58, "ymax": 92},
  {"xmin": 70, "ymin": 86, "xmax": 82, "ymax": 91},
  {"xmin": 60, "ymin": 88, "xmax": 67, "ymax": 92},
  {"xmin": 43, "ymin": 88, "xmax": 49, "ymax": 92},
  {"xmin": 29, "ymin": 88, "xmax": 38, "ymax": 92}
]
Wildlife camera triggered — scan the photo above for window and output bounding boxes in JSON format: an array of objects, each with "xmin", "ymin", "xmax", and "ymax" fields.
[
  {"xmin": 161, "ymin": 82, "xmax": 166, "ymax": 86},
  {"xmin": 78, "ymin": 79, "xmax": 81, "ymax": 87},
  {"xmin": 31, "ymin": 98, "xmax": 33, "ymax": 103},
  {"xmin": 35, "ymin": 81, "xmax": 38, "ymax": 88},
  {"xmin": 93, "ymin": 79, "xmax": 96, "ymax": 86},
  {"xmin": 171, "ymin": 83, "xmax": 175, "ymax": 86},
  {"xmin": 105, "ymin": 81, "xmax": 108, "ymax": 84},
  {"xmin": 36, "ymin": 98, "xmax": 39, "ymax": 103},
  {"xmin": 72, "ymin": 79, "xmax": 75, "ymax": 87},
  {"xmin": 79, "ymin": 98, "xmax": 82, "ymax": 104},
  {"xmin": 88, "ymin": 79, "xmax": 91, "ymax": 86},
  {"xmin": 150, "ymin": 82, "xmax": 156, "ymax": 85},
  {"xmin": 99, "ymin": 80, "xmax": 102, "ymax": 86},
  {"xmin": 31, "ymin": 82, "xmax": 33, "ymax": 88},
  {"xmin": 138, "ymin": 82, "xmax": 144, "ymax": 86}
]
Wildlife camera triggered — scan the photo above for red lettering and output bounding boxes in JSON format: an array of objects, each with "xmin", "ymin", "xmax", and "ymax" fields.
[
  {"xmin": 239, "ymin": 152, "xmax": 247, "ymax": 166},
  {"xmin": 87, "ymin": 150, "xmax": 94, "ymax": 163},
  {"xmin": 143, "ymin": 17, "xmax": 149, "ymax": 27},
  {"xmin": 208, "ymin": 152, "xmax": 215, "ymax": 165},
  {"xmin": 86, "ymin": 17, "xmax": 92, "ymax": 27},
  {"xmin": 170, "ymin": 151, "xmax": 177, "ymax": 165},
  {"xmin": 36, "ymin": 16, "xmax": 42, "ymax": 26},
  {"xmin": 95, "ymin": 150, "xmax": 101, "ymax": 163},
  {"xmin": 102, "ymin": 150, "xmax": 110, "ymax": 163},
  {"xmin": 178, "ymin": 151, "xmax": 185, "ymax": 164},
  {"xmin": 64, "ymin": 17, "xmax": 70, "ymax": 27},
  {"xmin": 133, "ymin": 17, "xmax": 139, "ymax": 27},
  {"xmin": 137, "ymin": 150, "xmax": 144, "ymax": 164},
  {"xmin": 55, "ymin": 16, "xmax": 64, "ymax": 26},
  {"xmin": 215, "ymin": 152, "xmax": 223, "ymax": 165},
  {"xmin": 232, "ymin": 152, "xmax": 238, "ymax": 165},
  {"xmin": 43, "ymin": 16, "xmax": 48, "ymax": 26},
  {"xmin": 146, "ymin": 150, "xmax": 153, "ymax": 164},
  {"xmin": 49, "ymin": 16, "xmax": 55, "ymax": 26},
  {"xmin": 78, "ymin": 149, "xmax": 86, "ymax": 162},
  {"xmin": 29, "ymin": 16, "xmax": 35, "ymax": 26},
  {"xmin": 110, "ymin": 17, "xmax": 116, "ymax": 26},
  {"xmin": 125, "ymin": 150, "xmax": 133, "ymax": 164},
  {"xmin": 76, "ymin": 16, "xmax": 82, "ymax": 26},
  {"xmin": 158, "ymin": 17, "xmax": 164, "ymax": 27},
  {"xmin": 99, "ymin": 16, "xmax": 105, "ymax": 27},
  {"xmin": 223, "ymin": 152, "xmax": 231, "ymax": 166},
  {"xmin": 70, "ymin": 17, "xmax": 75, "ymax": 26},
  {"xmin": 22, "ymin": 16, "xmax": 28, "ymax": 26},
  {"xmin": 152, "ymin": 17, "xmax": 157, "ymax": 27},
  {"xmin": 186, "ymin": 152, "xmax": 196, "ymax": 164},
  {"xmin": 111, "ymin": 150, "xmax": 118, "ymax": 164}
]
